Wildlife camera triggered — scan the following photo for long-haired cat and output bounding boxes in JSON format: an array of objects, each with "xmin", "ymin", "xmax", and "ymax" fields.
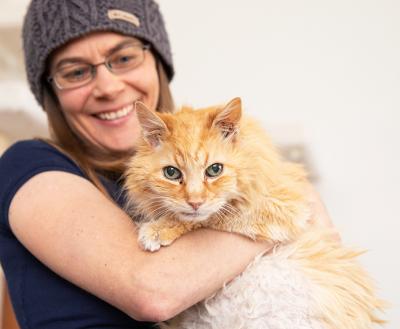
[{"xmin": 124, "ymin": 98, "xmax": 385, "ymax": 329}]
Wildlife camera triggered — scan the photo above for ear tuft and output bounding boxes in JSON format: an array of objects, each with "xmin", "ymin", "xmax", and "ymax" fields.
[
  {"xmin": 212, "ymin": 97, "xmax": 242, "ymax": 139},
  {"xmin": 135, "ymin": 102, "xmax": 168, "ymax": 148}
]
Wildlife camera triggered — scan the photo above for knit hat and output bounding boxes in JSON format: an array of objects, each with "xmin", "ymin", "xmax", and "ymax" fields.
[{"xmin": 22, "ymin": 0, "xmax": 174, "ymax": 106}]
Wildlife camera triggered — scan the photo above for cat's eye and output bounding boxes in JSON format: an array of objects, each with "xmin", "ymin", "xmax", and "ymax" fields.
[
  {"xmin": 163, "ymin": 166, "xmax": 182, "ymax": 181},
  {"xmin": 205, "ymin": 163, "xmax": 223, "ymax": 178}
]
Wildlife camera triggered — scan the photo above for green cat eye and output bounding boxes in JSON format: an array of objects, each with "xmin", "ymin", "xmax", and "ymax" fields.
[
  {"xmin": 163, "ymin": 166, "xmax": 182, "ymax": 180},
  {"xmin": 205, "ymin": 163, "xmax": 224, "ymax": 177}
]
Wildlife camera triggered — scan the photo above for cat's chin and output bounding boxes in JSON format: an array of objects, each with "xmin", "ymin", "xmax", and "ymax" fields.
[{"xmin": 178, "ymin": 212, "xmax": 211, "ymax": 223}]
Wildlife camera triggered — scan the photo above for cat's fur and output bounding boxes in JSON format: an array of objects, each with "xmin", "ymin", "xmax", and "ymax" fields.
[{"xmin": 124, "ymin": 98, "xmax": 385, "ymax": 329}]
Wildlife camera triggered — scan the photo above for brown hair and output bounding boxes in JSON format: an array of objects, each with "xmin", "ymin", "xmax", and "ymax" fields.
[{"xmin": 41, "ymin": 58, "xmax": 174, "ymax": 195}]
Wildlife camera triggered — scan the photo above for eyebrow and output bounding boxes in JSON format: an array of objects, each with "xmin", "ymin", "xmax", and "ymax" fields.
[{"xmin": 54, "ymin": 38, "xmax": 142, "ymax": 70}]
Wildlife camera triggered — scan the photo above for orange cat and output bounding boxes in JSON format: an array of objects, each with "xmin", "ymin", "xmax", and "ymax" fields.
[{"xmin": 124, "ymin": 98, "xmax": 385, "ymax": 329}]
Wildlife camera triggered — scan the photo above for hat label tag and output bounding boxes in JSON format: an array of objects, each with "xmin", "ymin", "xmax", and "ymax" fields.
[{"xmin": 108, "ymin": 9, "xmax": 140, "ymax": 27}]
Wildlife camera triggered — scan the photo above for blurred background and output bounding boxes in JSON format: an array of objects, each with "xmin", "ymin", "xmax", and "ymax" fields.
[{"xmin": 1, "ymin": 0, "xmax": 399, "ymax": 328}]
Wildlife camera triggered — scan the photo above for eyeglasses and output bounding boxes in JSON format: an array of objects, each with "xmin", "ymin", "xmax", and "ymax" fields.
[{"xmin": 48, "ymin": 43, "xmax": 150, "ymax": 90}]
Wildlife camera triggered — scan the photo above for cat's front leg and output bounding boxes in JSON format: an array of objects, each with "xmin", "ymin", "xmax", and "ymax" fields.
[
  {"xmin": 206, "ymin": 210, "xmax": 293, "ymax": 243},
  {"xmin": 138, "ymin": 217, "xmax": 196, "ymax": 252}
]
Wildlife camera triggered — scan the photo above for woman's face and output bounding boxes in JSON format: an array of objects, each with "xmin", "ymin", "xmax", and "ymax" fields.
[{"xmin": 49, "ymin": 32, "xmax": 160, "ymax": 152}]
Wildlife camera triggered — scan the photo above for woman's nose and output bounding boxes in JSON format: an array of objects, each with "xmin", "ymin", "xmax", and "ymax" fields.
[{"xmin": 92, "ymin": 65, "xmax": 125, "ymax": 99}]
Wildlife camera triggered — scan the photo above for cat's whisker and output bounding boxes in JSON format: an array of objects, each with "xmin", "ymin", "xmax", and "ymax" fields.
[
  {"xmin": 139, "ymin": 198, "xmax": 167, "ymax": 208},
  {"xmin": 213, "ymin": 211, "xmax": 225, "ymax": 223},
  {"xmin": 219, "ymin": 203, "xmax": 240, "ymax": 219},
  {"xmin": 136, "ymin": 202, "xmax": 167, "ymax": 220},
  {"xmin": 152, "ymin": 208, "xmax": 171, "ymax": 219},
  {"xmin": 145, "ymin": 201, "xmax": 177, "ymax": 219},
  {"xmin": 143, "ymin": 205, "xmax": 170, "ymax": 220},
  {"xmin": 146, "ymin": 203, "xmax": 174, "ymax": 219}
]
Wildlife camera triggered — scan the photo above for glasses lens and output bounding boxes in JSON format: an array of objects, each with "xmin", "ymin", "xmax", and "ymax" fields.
[
  {"xmin": 108, "ymin": 45, "xmax": 146, "ymax": 72},
  {"xmin": 54, "ymin": 64, "xmax": 92, "ymax": 89}
]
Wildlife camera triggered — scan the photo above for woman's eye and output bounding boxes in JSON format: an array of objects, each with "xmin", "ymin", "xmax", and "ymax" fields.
[
  {"xmin": 110, "ymin": 53, "xmax": 139, "ymax": 69},
  {"xmin": 205, "ymin": 163, "xmax": 223, "ymax": 178},
  {"xmin": 115, "ymin": 55, "xmax": 135, "ymax": 65},
  {"xmin": 108, "ymin": 45, "xmax": 144, "ymax": 70},
  {"xmin": 163, "ymin": 166, "xmax": 182, "ymax": 181},
  {"xmin": 61, "ymin": 66, "xmax": 91, "ymax": 81}
]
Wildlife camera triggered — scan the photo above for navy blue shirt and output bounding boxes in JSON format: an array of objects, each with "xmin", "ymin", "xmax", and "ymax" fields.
[{"xmin": 0, "ymin": 140, "xmax": 153, "ymax": 329}]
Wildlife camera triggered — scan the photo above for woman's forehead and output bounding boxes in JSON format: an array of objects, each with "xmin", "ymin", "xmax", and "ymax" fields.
[{"xmin": 50, "ymin": 32, "xmax": 141, "ymax": 66}]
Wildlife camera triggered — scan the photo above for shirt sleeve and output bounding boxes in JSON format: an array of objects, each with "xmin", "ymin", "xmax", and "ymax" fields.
[{"xmin": 0, "ymin": 139, "xmax": 87, "ymax": 231}]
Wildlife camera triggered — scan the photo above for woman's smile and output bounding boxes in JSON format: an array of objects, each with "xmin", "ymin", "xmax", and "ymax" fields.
[{"xmin": 95, "ymin": 103, "xmax": 135, "ymax": 121}]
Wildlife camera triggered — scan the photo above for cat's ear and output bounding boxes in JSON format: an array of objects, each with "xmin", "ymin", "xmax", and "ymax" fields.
[
  {"xmin": 212, "ymin": 97, "xmax": 242, "ymax": 139},
  {"xmin": 135, "ymin": 102, "xmax": 168, "ymax": 148}
]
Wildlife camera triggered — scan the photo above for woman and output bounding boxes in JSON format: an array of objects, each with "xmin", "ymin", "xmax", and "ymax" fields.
[{"xmin": 0, "ymin": 1, "xmax": 333, "ymax": 328}]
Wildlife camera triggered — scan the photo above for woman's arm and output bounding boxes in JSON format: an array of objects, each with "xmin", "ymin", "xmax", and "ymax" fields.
[{"xmin": 9, "ymin": 171, "xmax": 271, "ymax": 322}]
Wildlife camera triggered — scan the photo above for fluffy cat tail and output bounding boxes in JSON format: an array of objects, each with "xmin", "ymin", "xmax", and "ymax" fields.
[{"xmin": 285, "ymin": 229, "xmax": 387, "ymax": 329}]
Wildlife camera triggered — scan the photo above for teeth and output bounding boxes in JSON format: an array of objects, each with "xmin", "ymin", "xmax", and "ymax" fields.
[{"xmin": 97, "ymin": 104, "xmax": 134, "ymax": 121}]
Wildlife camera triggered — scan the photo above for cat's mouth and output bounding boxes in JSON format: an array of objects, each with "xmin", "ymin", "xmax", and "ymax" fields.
[{"xmin": 179, "ymin": 211, "xmax": 210, "ymax": 222}]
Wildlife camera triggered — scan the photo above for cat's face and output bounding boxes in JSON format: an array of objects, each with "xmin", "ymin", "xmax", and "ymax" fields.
[
  {"xmin": 125, "ymin": 98, "xmax": 243, "ymax": 222},
  {"xmin": 140, "ymin": 134, "xmax": 239, "ymax": 222}
]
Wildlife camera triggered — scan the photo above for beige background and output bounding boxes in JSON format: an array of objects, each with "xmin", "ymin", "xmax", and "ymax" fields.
[{"xmin": 1, "ymin": 0, "xmax": 399, "ymax": 327}]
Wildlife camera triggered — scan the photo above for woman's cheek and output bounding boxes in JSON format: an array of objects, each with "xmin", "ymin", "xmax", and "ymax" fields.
[{"xmin": 56, "ymin": 87, "xmax": 91, "ymax": 114}]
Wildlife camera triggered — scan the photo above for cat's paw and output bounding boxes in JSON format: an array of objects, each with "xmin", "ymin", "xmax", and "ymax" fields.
[{"xmin": 138, "ymin": 222, "xmax": 174, "ymax": 252}]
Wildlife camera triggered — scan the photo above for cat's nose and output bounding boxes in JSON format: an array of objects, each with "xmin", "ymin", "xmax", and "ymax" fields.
[{"xmin": 188, "ymin": 202, "xmax": 203, "ymax": 211}]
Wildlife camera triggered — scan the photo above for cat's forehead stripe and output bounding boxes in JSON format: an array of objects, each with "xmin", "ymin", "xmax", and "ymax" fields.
[
  {"xmin": 173, "ymin": 143, "xmax": 207, "ymax": 169},
  {"xmin": 165, "ymin": 107, "xmax": 215, "ymax": 168}
]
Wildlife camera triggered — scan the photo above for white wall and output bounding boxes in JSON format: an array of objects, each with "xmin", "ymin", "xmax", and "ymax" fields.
[
  {"xmin": 1, "ymin": 0, "xmax": 399, "ymax": 327},
  {"xmin": 159, "ymin": 0, "xmax": 399, "ymax": 327}
]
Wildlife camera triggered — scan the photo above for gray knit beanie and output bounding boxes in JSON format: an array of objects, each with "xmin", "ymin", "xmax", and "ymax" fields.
[{"xmin": 22, "ymin": 0, "xmax": 174, "ymax": 106}]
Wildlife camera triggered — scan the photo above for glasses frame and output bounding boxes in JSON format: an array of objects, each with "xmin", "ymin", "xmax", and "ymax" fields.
[{"xmin": 47, "ymin": 43, "xmax": 151, "ymax": 90}]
